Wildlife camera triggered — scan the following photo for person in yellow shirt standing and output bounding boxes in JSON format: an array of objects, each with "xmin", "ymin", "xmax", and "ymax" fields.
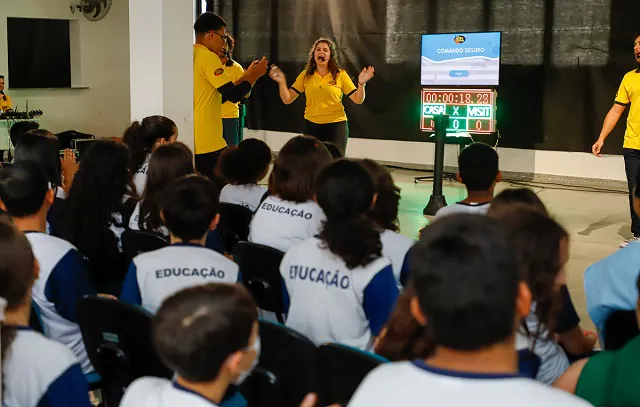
[
  {"xmin": 0, "ymin": 75, "xmax": 13, "ymax": 113},
  {"xmin": 593, "ymin": 33, "xmax": 640, "ymax": 247},
  {"xmin": 193, "ymin": 12, "xmax": 267, "ymax": 181},
  {"xmin": 220, "ymin": 35, "xmax": 246, "ymax": 147},
  {"xmin": 268, "ymin": 38, "xmax": 375, "ymax": 156}
]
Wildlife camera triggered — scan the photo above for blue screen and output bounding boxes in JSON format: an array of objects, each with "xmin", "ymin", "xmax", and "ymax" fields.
[{"xmin": 421, "ymin": 32, "xmax": 501, "ymax": 86}]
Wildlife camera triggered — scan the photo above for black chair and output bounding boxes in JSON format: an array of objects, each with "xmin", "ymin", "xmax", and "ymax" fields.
[
  {"xmin": 241, "ymin": 320, "xmax": 321, "ymax": 407},
  {"xmin": 316, "ymin": 343, "xmax": 387, "ymax": 405},
  {"xmin": 76, "ymin": 297, "xmax": 172, "ymax": 407},
  {"xmin": 218, "ymin": 203, "xmax": 254, "ymax": 253},
  {"xmin": 121, "ymin": 230, "xmax": 169, "ymax": 264},
  {"xmin": 233, "ymin": 242, "xmax": 286, "ymax": 323},
  {"xmin": 604, "ymin": 310, "xmax": 639, "ymax": 350}
]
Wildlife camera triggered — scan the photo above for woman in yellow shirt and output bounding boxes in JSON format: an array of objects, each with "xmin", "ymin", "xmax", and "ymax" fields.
[{"xmin": 269, "ymin": 38, "xmax": 374, "ymax": 155}]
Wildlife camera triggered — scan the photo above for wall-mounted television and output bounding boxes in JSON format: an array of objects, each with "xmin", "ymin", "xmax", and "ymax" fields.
[
  {"xmin": 421, "ymin": 32, "xmax": 502, "ymax": 86},
  {"xmin": 7, "ymin": 18, "xmax": 72, "ymax": 89}
]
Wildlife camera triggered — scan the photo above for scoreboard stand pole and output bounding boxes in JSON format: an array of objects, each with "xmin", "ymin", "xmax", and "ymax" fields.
[{"xmin": 423, "ymin": 114, "xmax": 449, "ymax": 216}]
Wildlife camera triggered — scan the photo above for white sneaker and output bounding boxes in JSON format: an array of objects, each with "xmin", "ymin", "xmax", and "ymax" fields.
[{"xmin": 619, "ymin": 236, "xmax": 640, "ymax": 248}]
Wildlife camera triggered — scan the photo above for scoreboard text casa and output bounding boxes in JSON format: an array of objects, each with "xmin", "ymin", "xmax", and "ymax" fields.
[{"xmin": 420, "ymin": 89, "xmax": 496, "ymax": 133}]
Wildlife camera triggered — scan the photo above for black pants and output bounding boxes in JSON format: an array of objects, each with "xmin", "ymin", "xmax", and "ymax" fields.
[
  {"xmin": 304, "ymin": 119, "xmax": 349, "ymax": 156},
  {"xmin": 623, "ymin": 148, "xmax": 640, "ymax": 236},
  {"xmin": 195, "ymin": 149, "xmax": 224, "ymax": 182},
  {"xmin": 222, "ymin": 118, "xmax": 240, "ymax": 147}
]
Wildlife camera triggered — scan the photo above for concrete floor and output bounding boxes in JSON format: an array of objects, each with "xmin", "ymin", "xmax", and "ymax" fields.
[{"xmin": 391, "ymin": 168, "xmax": 631, "ymax": 332}]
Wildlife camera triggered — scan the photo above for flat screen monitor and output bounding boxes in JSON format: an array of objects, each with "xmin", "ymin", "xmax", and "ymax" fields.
[{"xmin": 421, "ymin": 32, "xmax": 501, "ymax": 86}]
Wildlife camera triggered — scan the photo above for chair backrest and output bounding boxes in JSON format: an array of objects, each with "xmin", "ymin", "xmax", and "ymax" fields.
[
  {"xmin": 218, "ymin": 203, "xmax": 254, "ymax": 252},
  {"xmin": 604, "ymin": 310, "xmax": 639, "ymax": 350},
  {"xmin": 76, "ymin": 297, "xmax": 172, "ymax": 406},
  {"xmin": 121, "ymin": 230, "xmax": 169, "ymax": 264},
  {"xmin": 233, "ymin": 242, "xmax": 285, "ymax": 321},
  {"xmin": 241, "ymin": 320, "xmax": 321, "ymax": 407},
  {"xmin": 316, "ymin": 343, "xmax": 387, "ymax": 405}
]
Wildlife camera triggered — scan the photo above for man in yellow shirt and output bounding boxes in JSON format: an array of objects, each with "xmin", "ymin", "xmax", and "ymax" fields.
[
  {"xmin": 220, "ymin": 35, "xmax": 246, "ymax": 147},
  {"xmin": 0, "ymin": 75, "xmax": 13, "ymax": 112},
  {"xmin": 193, "ymin": 12, "xmax": 267, "ymax": 180},
  {"xmin": 593, "ymin": 33, "xmax": 640, "ymax": 246}
]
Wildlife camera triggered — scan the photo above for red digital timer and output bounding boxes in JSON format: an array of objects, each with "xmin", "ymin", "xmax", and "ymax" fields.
[{"xmin": 421, "ymin": 89, "xmax": 496, "ymax": 134}]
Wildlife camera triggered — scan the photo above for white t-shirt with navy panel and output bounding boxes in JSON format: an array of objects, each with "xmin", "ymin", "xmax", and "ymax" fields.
[
  {"xmin": 280, "ymin": 237, "xmax": 400, "ymax": 350},
  {"xmin": 26, "ymin": 232, "xmax": 96, "ymax": 374},
  {"xmin": 434, "ymin": 201, "xmax": 491, "ymax": 219},
  {"xmin": 133, "ymin": 153, "xmax": 151, "ymax": 197},
  {"xmin": 128, "ymin": 201, "xmax": 170, "ymax": 237},
  {"xmin": 348, "ymin": 360, "xmax": 591, "ymax": 407},
  {"xmin": 3, "ymin": 327, "xmax": 92, "ymax": 407},
  {"xmin": 120, "ymin": 243, "xmax": 240, "ymax": 313},
  {"xmin": 249, "ymin": 196, "xmax": 326, "ymax": 252},
  {"xmin": 120, "ymin": 378, "xmax": 219, "ymax": 407},
  {"xmin": 220, "ymin": 183, "xmax": 268, "ymax": 212},
  {"xmin": 380, "ymin": 229, "xmax": 415, "ymax": 286}
]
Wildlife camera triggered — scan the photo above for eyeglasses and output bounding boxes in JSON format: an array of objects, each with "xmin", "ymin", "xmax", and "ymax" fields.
[{"xmin": 210, "ymin": 31, "xmax": 229, "ymax": 41}]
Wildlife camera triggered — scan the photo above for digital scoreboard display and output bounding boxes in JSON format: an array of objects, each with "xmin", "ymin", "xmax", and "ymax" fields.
[{"xmin": 420, "ymin": 89, "xmax": 496, "ymax": 134}]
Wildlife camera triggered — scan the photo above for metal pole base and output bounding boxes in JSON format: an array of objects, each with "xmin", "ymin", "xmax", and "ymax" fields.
[{"xmin": 423, "ymin": 194, "xmax": 448, "ymax": 216}]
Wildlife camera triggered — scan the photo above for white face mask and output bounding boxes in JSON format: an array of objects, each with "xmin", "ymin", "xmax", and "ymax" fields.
[{"xmin": 232, "ymin": 336, "xmax": 261, "ymax": 385}]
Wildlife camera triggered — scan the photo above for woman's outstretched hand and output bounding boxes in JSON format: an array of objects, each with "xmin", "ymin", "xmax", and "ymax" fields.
[{"xmin": 358, "ymin": 66, "xmax": 375, "ymax": 85}]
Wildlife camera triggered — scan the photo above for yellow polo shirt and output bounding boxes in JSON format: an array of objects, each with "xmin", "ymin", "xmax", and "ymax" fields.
[
  {"xmin": 193, "ymin": 44, "xmax": 232, "ymax": 154},
  {"xmin": 291, "ymin": 69, "xmax": 357, "ymax": 124},
  {"xmin": 615, "ymin": 69, "xmax": 640, "ymax": 150},
  {"xmin": 221, "ymin": 61, "xmax": 245, "ymax": 119},
  {"xmin": 0, "ymin": 94, "xmax": 12, "ymax": 112}
]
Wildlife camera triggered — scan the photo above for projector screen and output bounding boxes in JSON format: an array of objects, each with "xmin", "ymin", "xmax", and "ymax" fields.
[{"xmin": 421, "ymin": 32, "xmax": 502, "ymax": 86}]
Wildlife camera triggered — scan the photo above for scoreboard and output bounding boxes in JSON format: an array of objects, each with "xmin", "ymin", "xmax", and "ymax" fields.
[{"xmin": 420, "ymin": 88, "xmax": 496, "ymax": 134}]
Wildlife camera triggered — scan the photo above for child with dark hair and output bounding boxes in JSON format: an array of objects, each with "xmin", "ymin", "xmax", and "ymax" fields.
[
  {"xmin": 322, "ymin": 142, "xmax": 343, "ymax": 159},
  {"xmin": 0, "ymin": 161, "xmax": 96, "ymax": 373},
  {"xmin": 489, "ymin": 188, "xmax": 547, "ymax": 214},
  {"xmin": 9, "ymin": 120, "xmax": 39, "ymax": 148},
  {"xmin": 360, "ymin": 159, "xmax": 415, "ymax": 286},
  {"xmin": 349, "ymin": 214, "xmax": 589, "ymax": 407},
  {"xmin": 0, "ymin": 218, "xmax": 92, "ymax": 407},
  {"xmin": 435, "ymin": 142, "xmax": 501, "ymax": 219},
  {"xmin": 129, "ymin": 142, "xmax": 195, "ymax": 236},
  {"xmin": 249, "ymin": 135, "xmax": 331, "ymax": 252},
  {"xmin": 489, "ymin": 206, "xmax": 571, "ymax": 384},
  {"xmin": 280, "ymin": 159, "xmax": 399, "ymax": 349},
  {"xmin": 120, "ymin": 283, "xmax": 259, "ymax": 406},
  {"xmin": 120, "ymin": 175, "xmax": 239, "ymax": 313},
  {"xmin": 122, "ymin": 115, "xmax": 178, "ymax": 196},
  {"xmin": 217, "ymin": 138, "xmax": 271, "ymax": 211}
]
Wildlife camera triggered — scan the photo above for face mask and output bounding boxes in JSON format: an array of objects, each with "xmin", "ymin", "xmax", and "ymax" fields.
[{"xmin": 232, "ymin": 335, "xmax": 261, "ymax": 385}]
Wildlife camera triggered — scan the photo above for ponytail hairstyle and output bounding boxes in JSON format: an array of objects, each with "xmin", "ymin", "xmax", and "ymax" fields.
[
  {"xmin": 140, "ymin": 142, "xmax": 195, "ymax": 232},
  {"xmin": 488, "ymin": 205, "xmax": 568, "ymax": 341},
  {"xmin": 122, "ymin": 115, "xmax": 177, "ymax": 175},
  {"xmin": 316, "ymin": 159, "xmax": 381, "ymax": 269},
  {"xmin": 216, "ymin": 138, "xmax": 271, "ymax": 185},
  {"xmin": 305, "ymin": 38, "xmax": 343, "ymax": 81},
  {"xmin": 0, "ymin": 218, "xmax": 37, "ymax": 394},
  {"xmin": 269, "ymin": 135, "xmax": 331, "ymax": 203},
  {"xmin": 359, "ymin": 159, "xmax": 401, "ymax": 232}
]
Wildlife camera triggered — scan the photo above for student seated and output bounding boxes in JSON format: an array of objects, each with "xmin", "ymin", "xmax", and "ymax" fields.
[
  {"xmin": 9, "ymin": 120, "xmax": 39, "ymax": 151},
  {"xmin": 0, "ymin": 218, "xmax": 92, "ymax": 407},
  {"xmin": 360, "ymin": 159, "xmax": 415, "ymax": 286},
  {"xmin": 0, "ymin": 161, "xmax": 96, "ymax": 373},
  {"xmin": 489, "ymin": 189, "xmax": 597, "ymax": 358},
  {"xmin": 489, "ymin": 206, "xmax": 570, "ymax": 384},
  {"xmin": 348, "ymin": 214, "xmax": 590, "ymax": 407},
  {"xmin": 54, "ymin": 139, "xmax": 137, "ymax": 293},
  {"xmin": 119, "ymin": 283, "xmax": 260, "ymax": 407},
  {"xmin": 121, "ymin": 175, "xmax": 240, "ymax": 313},
  {"xmin": 217, "ymin": 138, "xmax": 271, "ymax": 211},
  {"xmin": 280, "ymin": 159, "xmax": 400, "ymax": 349},
  {"xmin": 554, "ymin": 272, "xmax": 640, "ymax": 405},
  {"xmin": 122, "ymin": 115, "xmax": 178, "ymax": 197},
  {"xmin": 129, "ymin": 142, "xmax": 195, "ymax": 237},
  {"xmin": 434, "ymin": 142, "xmax": 500, "ymax": 219},
  {"xmin": 249, "ymin": 135, "xmax": 331, "ymax": 252}
]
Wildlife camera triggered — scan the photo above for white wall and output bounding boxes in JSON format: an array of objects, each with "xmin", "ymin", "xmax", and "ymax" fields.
[
  {"xmin": 244, "ymin": 129, "xmax": 628, "ymax": 184},
  {"xmin": 0, "ymin": 0, "xmax": 131, "ymax": 138}
]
